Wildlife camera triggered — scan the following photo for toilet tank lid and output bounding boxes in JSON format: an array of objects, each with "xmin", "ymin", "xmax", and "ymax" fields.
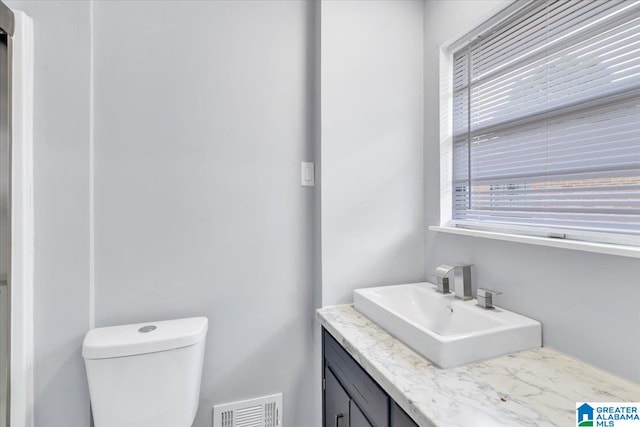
[{"xmin": 82, "ymin": 317, "xmax": 208, "ymax": 360}]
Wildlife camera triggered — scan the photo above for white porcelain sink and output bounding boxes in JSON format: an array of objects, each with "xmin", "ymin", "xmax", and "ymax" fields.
[{"xmin": 353, "ymin": 282, "xmax": 541, "ymax": 368}]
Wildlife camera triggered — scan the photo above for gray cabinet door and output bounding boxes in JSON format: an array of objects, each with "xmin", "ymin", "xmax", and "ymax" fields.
[
  {"xmin": 350, "ymin": 400, "xmax": 373, "ymax": 427},
  {"xmin": 325, "ymin": 368, "xmax": 350, "ymax": 427},
  {"xmin": 390, "ymin": 402, "xmax": 418, "ymax": 427}
]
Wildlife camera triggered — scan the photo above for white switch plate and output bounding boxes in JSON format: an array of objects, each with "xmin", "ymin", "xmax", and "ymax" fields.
[{"xmin": 301, "ymin": 162, "xmax": 315, "ymax": 186}]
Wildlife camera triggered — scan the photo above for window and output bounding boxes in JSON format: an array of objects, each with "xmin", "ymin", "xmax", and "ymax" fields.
[{"xmin": 448, "ymin": 0, "xmax": 640, "ymax": 247}]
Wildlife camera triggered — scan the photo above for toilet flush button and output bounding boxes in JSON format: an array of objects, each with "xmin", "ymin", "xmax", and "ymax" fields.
[{"xmin": 138, "ymin": 325, "xmax": 157, "ymax": 333}]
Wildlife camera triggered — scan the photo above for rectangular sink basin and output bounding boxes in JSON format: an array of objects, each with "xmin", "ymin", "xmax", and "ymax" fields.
[{"xmin": 353, "ymin": 282, "xmax": 541, "ymax": 368}]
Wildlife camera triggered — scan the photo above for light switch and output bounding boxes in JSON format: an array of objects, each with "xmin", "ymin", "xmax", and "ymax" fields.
[{"xmin": 301, "ymin": 162, "xmax": 315, "ymax": 186}]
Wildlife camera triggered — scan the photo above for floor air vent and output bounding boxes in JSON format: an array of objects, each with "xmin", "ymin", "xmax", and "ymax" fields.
[{"xmin": 213, "ymin": 393, "xmax": 282, "ymax": 427}]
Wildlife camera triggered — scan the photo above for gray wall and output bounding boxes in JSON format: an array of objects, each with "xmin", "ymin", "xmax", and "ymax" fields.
[
  {"xmin": 92, "ymin": 1, "xmax": 316, "ymax": 426},
  {"xmin": 424, "ymin": 0, "xmax": 640, "ymax": 383},
  {"xmin": 320, "ymin": 0, "xmax": 425, "ymax": 306},
  {"xmin": 5, "ymin": 1, "xmax": 92, "ymax": 426},
  {"xmin": 6, "ymin": 1, "xmax": 637, "ymax": 426}
]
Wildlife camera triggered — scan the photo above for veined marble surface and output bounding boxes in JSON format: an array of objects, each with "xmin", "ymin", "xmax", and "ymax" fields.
[{"xmin": 317, "ymin": 305, "xmax": 640, "ymax": 427}]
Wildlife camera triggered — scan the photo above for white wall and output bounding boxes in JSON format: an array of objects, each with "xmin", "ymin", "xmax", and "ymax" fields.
[
  {"xmin": 4, "ymin": 1, "xmax": 92, "ymax": 426},
  {"xmin": 424, "ymin": 0, "xmax": 640, "ymax": 383},
  {"xmin": 4, "ymin": 2, "xmax": 425, "ymax": 425},
  {"xmin": 92, "ymin": 1, "xmax": 316, "ymax": 426},
  {"xmin": 321, "ymin": 0, "xmax": 425, "ymax": 306},
  {"xmin": 9, "ymin": 1, "xmax": 635, "ymax": 425}
]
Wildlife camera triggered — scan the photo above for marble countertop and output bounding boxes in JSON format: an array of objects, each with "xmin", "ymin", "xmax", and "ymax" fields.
[{"xmin": 317, "ymin": 304, "xmax": 640, "ymax": 427}]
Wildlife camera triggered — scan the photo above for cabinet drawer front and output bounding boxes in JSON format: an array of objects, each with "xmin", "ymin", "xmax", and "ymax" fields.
[{"xmin": 324, "ymin": 329, "xmax": 389, "ymax": 427}]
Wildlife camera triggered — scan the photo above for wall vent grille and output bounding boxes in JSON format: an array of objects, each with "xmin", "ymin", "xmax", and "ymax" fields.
[
  {"xmin": 220, "ymin": 410, "xmax": 233, "ymax": 427},
  {"xmin": 264, "ymin": 401, "xmax": 276, "ymax": 427},
  {"xmin": 213, "ymin": 393, "xmax": 282, "ymax": 427}
]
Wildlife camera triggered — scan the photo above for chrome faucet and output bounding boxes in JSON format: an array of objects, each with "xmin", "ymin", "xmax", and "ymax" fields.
[{"xmin": 433, "ymin": 264, "xmax": 473, "ymax": 300}]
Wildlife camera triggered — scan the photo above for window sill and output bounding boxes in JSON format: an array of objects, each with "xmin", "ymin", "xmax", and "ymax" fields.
[{"xmin": 428, "ymin": 225, "xmax": 640, "ymax": 259}]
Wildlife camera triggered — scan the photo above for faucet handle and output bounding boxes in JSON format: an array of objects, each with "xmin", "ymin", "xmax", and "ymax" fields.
[
  {"xmin": 477, "ymin": 288, "xmax": 502, "ymax": 309},
  {"xmin": 431, "ymin": 274, "xmax": 452, "ymax": 294},
  {"xmin": 433, "ymin": 264, "xmax": 473, "ymax": 299},
  {"xmin": 434, "ymin": 264, "xmax": 455, "ymax": 277},
  {"xmin": 433, "ymin": 265, "xmax": 455, "ymax": 294},
  {"xmin": 477, "ymin": 288, "xmax": 502, "ymax": 297}
]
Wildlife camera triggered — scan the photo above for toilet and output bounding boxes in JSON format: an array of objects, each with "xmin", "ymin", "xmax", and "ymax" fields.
[{"xmin": 82, "ymin": 317, "xmax": 208, "ymax": 427}]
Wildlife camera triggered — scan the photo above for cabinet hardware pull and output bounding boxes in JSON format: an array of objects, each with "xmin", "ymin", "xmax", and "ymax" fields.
[{"xmin": 335, "ymin": 413, "xmax": 344, "ymax": 427}]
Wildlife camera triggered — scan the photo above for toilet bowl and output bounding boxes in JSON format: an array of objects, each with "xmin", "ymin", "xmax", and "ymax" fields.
[{"xmin": 82, "ymin": 317, "xmax": 208, "ymax": 427}]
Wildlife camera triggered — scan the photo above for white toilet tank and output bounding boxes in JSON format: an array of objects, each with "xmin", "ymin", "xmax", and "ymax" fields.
[{"xmin": 82, "ymin": 317, "xmax": 208, "ymax": 427}]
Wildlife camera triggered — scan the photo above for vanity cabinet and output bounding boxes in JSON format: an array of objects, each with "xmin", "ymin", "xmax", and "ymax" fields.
[
  {"xmin": 325, "ymin": 368, "xmax": 352, "ymax": 427},
  {"xmin": 350, "ymin": 400, "xmax": 373, "ymax": 427},
  {"xmin": 390, "ymin": 402, "xmax": 418, "ymax": 427},
  {"xmin": 323, "ymin": 328, "xmax": 418, "ymax": 427}
]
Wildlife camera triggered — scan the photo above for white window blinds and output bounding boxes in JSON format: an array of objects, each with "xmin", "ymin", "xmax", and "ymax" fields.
[{"xmin": 452, "ymin": 0, "xmax": 640, "ymax": 245}]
